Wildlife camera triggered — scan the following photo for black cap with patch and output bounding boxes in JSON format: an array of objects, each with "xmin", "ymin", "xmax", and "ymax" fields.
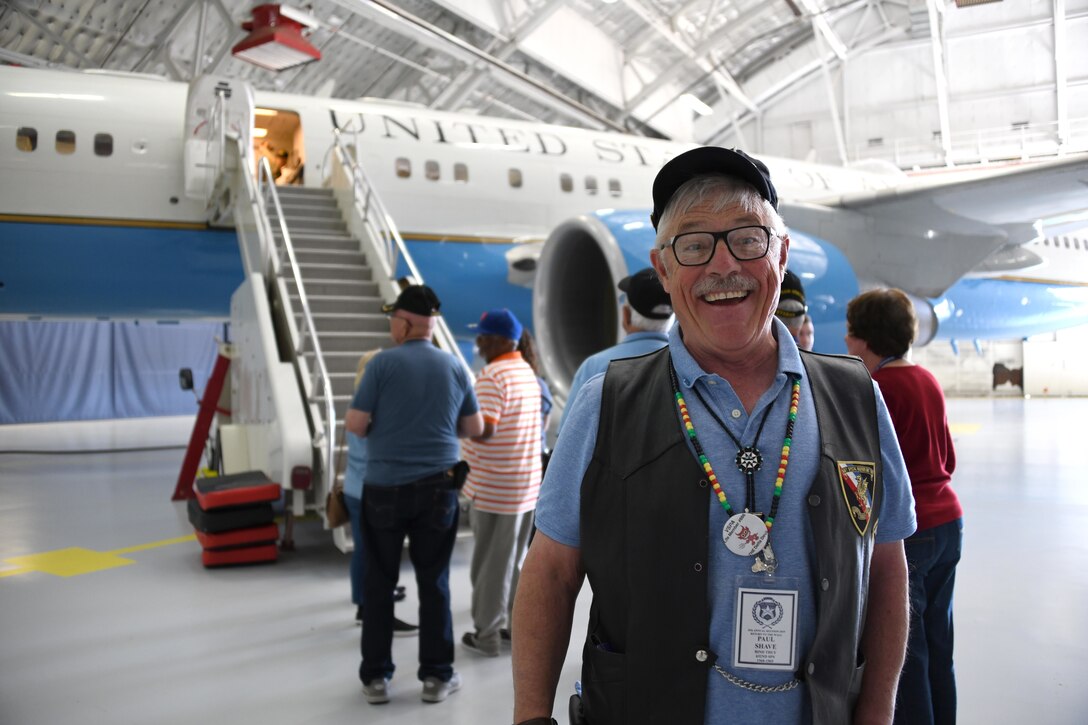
[
  {"xmin": 381, "ymin": 284, "xmax": 442, "ymax": 316},
  {"xmin": 650, "ymin": 147, "xmax": 778, "ymax": 230}
]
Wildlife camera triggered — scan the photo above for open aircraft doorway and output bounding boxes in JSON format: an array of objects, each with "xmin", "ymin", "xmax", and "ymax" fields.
[{"xmin": 253, "ymin": 108, "xmax": 304, "ymax": 186}]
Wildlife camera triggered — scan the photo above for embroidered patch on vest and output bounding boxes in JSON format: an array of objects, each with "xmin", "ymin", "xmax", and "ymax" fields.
[{"xmin": 836, "ymin": 461, "xmax": 875, "ymax": 535}]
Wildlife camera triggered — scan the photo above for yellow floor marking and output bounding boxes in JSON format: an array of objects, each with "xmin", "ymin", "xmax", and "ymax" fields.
[
  {"xmin": 110, "ymin": 534, "xmax": 195, "ymax": 556},
  {"xmin": 950, "ymin": 423, "xmax": 982, "ymax": 435},
  {"xmin": 2, "ymin": 534, "xmax": 197, "ymax": 579}
]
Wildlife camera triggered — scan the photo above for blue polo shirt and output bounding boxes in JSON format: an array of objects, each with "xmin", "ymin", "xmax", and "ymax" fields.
[
  {"xmin": 352, "ymin": 339, "xmax": 478, "ymax": 486},
  {"xmin": 536, "ymin": 320, "xmax": 916, "ymax": 724},
  {"xmin": 561, "ymin": 331, "xmax": 670, "ymax": 430}
]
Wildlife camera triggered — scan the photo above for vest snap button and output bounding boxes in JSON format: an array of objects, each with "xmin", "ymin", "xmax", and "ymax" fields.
[
  {"xmin": 694, "ymin": 562, "xmax": 703, "ymax": 572},
  {"xmin": 821, "ymin": 578, "xmax": 830, "ymax": 591},
  {"xmin": 696, "ymin": 649, "xmax": 708, "ymax": 662},
  {"xmin": 807, "ymin": 662, "xmax": 816, "ymax": 675},
  {"xmin": 808, "ymin": 494, "xmax": 821, "ymax": 506},
  {"xmin": 699, "ymin": 479, "xmax": 708, "ymax": 488}
]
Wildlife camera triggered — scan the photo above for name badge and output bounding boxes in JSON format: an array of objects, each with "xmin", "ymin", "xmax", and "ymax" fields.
[{"xmin": 732, "ymin": 578, "xmax": 799, "ymax": 671}]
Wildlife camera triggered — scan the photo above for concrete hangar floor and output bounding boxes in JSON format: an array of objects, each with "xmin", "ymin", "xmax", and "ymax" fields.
[{"xmin": 1, "ymin": 397, "xmax": 1086, "ymax": 725}]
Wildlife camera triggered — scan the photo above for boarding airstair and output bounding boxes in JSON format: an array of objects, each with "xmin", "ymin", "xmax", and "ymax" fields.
[
  {"xmin": 270, "ymin": 187, "xmax": 387, "ymax": 427},
  {"xmin": 183, "ymin": 73, "xmax": 468, "ymax": 553}
]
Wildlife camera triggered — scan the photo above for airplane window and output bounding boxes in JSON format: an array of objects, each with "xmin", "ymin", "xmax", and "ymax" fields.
[
  {"xmin": 1042, "ymin": 238, "xmax": 1050, "ymax": 246},
  {"xmin": 609, "ymin": 179, "xmax": 622, "ymax": 198},
  {"xmin": 560, "ymin": 173, "xmax": 573, "ymax": 192},
  {"xmin": 585, "ymin": 176, "xmax": 598, "ymax": 195},
  {"xmin": 454, "ymin": 163, "xmax": 468, "ymax": 183},
  {"xmin": 94, "ymin": 133, "xmax": 113, "ymax": 157},
  {"xmin": 1076, "ymin": 239, "xmax": 1082, "ymax": 251},
  {"xmin": 56, "ymin": 130, "xmax": 76, "ymax": 155},
  {"xmin": 509, "ymin": 168, "xmax": 523, "ymax": 188},
  {"xmin": 396, "ymin": 157, "xmax": 411, "ymax": 179},
  {"xmin": 425, "ymin": 160, "xmax": 440, "ymax": 181},
  {"xmin": 1065, "ymin": 238, "xmax": 1071, "ymax": 249},
  {"xmin": 16, "ymin": 127, "xmax": 37, "ymax": 152}
]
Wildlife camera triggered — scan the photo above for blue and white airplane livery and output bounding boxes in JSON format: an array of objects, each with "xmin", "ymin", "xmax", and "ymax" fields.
[{"xmin": 2, "ymin": 64, "xmax": 1088, "ymax": 398}]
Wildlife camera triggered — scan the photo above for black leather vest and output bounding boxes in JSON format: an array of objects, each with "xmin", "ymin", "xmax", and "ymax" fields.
[{"xmin": 579, "ymin": 347, "xmax": 882, "ymax": 725}]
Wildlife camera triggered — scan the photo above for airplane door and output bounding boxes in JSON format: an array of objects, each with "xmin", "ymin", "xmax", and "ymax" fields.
[
  {"xmin": 253, "ymin": 109, "xmax": 304, "ymax": 186},
  {"xmin": 183, "ymin": 75, "xmax": 255, "ymax": 202}
]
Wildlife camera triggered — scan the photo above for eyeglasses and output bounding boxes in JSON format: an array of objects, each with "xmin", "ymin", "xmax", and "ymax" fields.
[{"xmin": 665, "ymin": 225, "xmax": 773, "ymax": 266}]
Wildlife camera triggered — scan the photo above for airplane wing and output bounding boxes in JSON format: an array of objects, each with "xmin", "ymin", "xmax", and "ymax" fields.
[{"xmin": 781, "ymin": 154, "xmax": 1088, "ymax": 298}]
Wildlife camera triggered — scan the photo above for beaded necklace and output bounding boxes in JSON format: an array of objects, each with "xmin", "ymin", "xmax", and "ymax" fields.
[{"xmin": 668, "ymin": 360, "xmax": 801, "ymax": 562}]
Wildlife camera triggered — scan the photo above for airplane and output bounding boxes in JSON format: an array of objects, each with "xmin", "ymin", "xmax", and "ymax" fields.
[
  {"xmin": 4, "ymin": 65, "xmax": 1087, "ymax": 402},
  {"xmin": 4, "ymin": 64, "xmax": 1087, "ymax": 534}
]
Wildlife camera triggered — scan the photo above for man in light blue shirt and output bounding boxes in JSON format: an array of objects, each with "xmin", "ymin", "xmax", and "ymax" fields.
[
  {"xmin": 561, "ymin": 267, "xmax": 673, "ymax": 428},
  {"xmin": 512, "ymin": 148, "xmax": 916, "ymax": 725}
]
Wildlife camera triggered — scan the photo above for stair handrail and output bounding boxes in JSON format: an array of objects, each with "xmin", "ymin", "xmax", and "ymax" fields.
[
  {"xmin": 328, "ymin": 127, "xmax": 471, "ymax": 376},
  {"xmin": 254, "ymin": 157, "xmax": 336, "ymax": 503}
]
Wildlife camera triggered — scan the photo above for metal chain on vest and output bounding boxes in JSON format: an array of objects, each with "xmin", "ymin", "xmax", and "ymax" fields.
[{"xmin": 713, "ymin": 664, "xmax": 800, "ymax": 693}]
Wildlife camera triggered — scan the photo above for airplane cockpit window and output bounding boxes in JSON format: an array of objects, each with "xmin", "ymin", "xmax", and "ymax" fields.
[
  {"xmin": 509, "ymin": 168, "xmax": 523, "ymax": 188},
  {"xmin": 609, "ymin": 179, "xmax": 622, "ymax": 197},
  {"xmin": 56, "ymin": 130, "xmax": 76, "ymax": 155},
  {"xmin": 16, "ymin": 127, "xmax": 37, "ymax": 152},
  {"xmin": 454, "ymin": 163, "xmax": 468, "ymax": 183},
  {"xmin": 396, "ymin": 157, "xmax": 411, "ymax": 178},
  {"xmin": 94, "ymin": 134, "xmax": 113, "ymax": 157},
  {"xmin": 425, "ymin": 160, "xmax": 440, "ymax": 181},
  {"xmin": 585, "ymin": 176, "xmax": 598, "ymax": 195},
  {"xmin": 560, "ymin": 173, "xmax": 573, "ymax": 192}
]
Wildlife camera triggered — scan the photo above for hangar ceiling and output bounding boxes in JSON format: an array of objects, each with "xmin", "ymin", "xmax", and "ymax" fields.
[{"xmin": 0, "ymin": 0, "xmax": 1081, "ymax": 166}]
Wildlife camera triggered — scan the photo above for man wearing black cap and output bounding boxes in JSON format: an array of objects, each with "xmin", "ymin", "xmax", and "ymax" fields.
[
  {"xmin": 559, "ymin": 267, "xmax": 673, "ymax": 430},
  {"xmin": 513, "ymin": 149, "xmax": 916, "ymax": 725},
  {"xmin": 776, "ymin": 269, "xmax": 808, "ymax": 344},
  {"xmin": 346, "ymin": 284, "xmax": 483, "ymax": 706}
]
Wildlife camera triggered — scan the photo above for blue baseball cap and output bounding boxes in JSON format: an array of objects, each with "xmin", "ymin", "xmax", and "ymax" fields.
[{"xmin": 474, "ymin": 309, "xmax": 523, "ymax": 341}]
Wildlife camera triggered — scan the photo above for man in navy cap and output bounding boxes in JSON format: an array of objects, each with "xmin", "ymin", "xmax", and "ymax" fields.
[
  {"xmin": 776, "ymin": 269, "xmax": 808, "ymax": 344},
  {"xmin": 513, "ymin": 149, "xmax": 916, "ymax": 725},
  {"xmin": 347, "ymin": 284, "xmax": 483, "ymax": 706},
  {"xmin": 460, "ymin": 309, "xmax": 542, "ymax": 658},
  {"xmin": 560, "ymin": 267, "xmax": 674, "ymax": 430}
]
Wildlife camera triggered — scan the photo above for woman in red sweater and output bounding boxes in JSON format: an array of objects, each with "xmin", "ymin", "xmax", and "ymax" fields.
[{"xmin": 846, "ymin": 288, "xmax": 963, "ymax": 725}]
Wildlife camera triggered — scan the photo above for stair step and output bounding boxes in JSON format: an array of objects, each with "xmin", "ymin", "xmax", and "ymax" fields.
[
  {"xmin": 293, "ymin": 261, "xmax": 374, "ymax": 280},
  {"xmin": 285, "ymin": 235, "xmax": 359, "ymax": 252},
  {"xmin": 283, "ymin": 278, "xmax": 379, "ymax": 297},
  {"xmin": 278, "ymin": 198, "xmax": 339, "ymax": 212},
  {"xmin": 292, "ymin": 248, "xmax": 366, "ymax": 265},
  {"xmin": 291, "ymin": 295, "xmax": 385, "ymax": 315},
  {"xmin": 312, "ymin": 331, "xmax": 390, "ymax": 352},
  {"xmin": 275, "ymin": 186, "xmax": 335, "ymax": 200},
  {"xmin": 296, "ymin": 312, "xmax": 388, "ymax": 333},
  {"xmin": 305, "ymin": 351, "xmax": 385, "ymax": 375},
  {"xmin": 276, "ymin": 215, "xmax": 347, "ymax": 232}
]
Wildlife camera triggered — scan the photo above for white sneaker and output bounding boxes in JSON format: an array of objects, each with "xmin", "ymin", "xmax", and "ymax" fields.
[
  {"xmin": 362, "ymin": 677, "xmax": 391, "ymax": 705},
  {"xmin": 421, "ymin": 671, "xmax": 462, "ymax": 703}
]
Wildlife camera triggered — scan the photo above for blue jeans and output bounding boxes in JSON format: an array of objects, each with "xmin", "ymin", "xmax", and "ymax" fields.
[
  {"xmin": 344, "ymin": 493, "xmax": 365, "ymax": 606},
  {"xmin": 359, "ymin": 478, "xmax": 459, "ymax": 684},
  {"xmin": 895, "ymin": 517, "xmax": 963, "ymax": 725}
]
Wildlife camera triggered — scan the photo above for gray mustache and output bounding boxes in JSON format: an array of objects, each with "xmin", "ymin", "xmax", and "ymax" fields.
[{"xmin": 692, "ymin": 275, "xmax": 757, "ymax": 298}]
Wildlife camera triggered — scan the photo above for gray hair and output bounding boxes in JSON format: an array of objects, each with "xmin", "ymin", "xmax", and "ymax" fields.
[
  {"xmin": 627, "ymin": 305, "xmax": 673, "ymax": 333},
  {"xmin": 654, "ymin": 175, "xmax": 787, "ymax": 257}
]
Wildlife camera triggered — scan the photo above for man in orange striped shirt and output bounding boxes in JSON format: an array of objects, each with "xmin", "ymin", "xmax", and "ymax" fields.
[{"xmin": 461, "ymin": 309, "xmax": 543, "ymax": 657}]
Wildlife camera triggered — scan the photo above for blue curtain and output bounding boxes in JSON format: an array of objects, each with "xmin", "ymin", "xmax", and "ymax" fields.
[{"xmin": 0, "ymin": 321, "xmax": 224, "ymax": 424}]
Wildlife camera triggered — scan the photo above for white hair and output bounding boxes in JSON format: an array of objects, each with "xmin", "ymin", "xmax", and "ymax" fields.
[
  {"xmin": 654, "ymin": 175, "xmax": 787, "ymax": 272},
  {"xmin": 627, "ymin": 305, "xmax": 673, "ymax": 333}
]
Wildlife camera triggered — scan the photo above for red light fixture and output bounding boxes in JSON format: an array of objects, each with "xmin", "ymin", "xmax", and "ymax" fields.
[{"xmin": 232, "ymin": 4, "xmax": 321, "ymax": 72}]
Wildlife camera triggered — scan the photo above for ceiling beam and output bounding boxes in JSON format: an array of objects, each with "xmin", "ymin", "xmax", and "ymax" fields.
[
  {"xmin": 925, "ymin": 0, "xmax": 952, "ymax": 165},
  {"xmin": 617, "ymin": 0, "xmax": 759, "ymax": 115},
  {"xmin": 326, "ymin": 0, "xmax": 624, "ymax": 130}
]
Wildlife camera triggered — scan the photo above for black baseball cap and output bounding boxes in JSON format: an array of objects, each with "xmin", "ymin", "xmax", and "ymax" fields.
[
  {"xmin": 381, "ymin": 284, "xmax": 441, "ymax": 316},
  {"xmin": 776, "ymin": 270, "xmax": 807, "ymax": 319},
  {"xmin": 650, "ymin": 147, "xmax": 779, "ymax": 229},
  {"xmin": 618, "ymin": 268, "xmax": 673, "ymax": 320}
]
